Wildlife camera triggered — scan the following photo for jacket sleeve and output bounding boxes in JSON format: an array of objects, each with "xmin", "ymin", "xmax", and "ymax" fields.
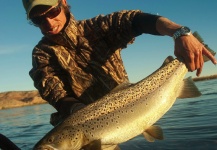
[
  {"xmin": 29, "ymin": 44, "xmax": 73, "ymax": 107},
  {"xmin": 84, "ymin": 10, "xmax": 161, "ymax": 51},
  {"xmin": 132, "ymin": 12, "xmax": 161, "ymax": 36},
  {"xmin": 82, "ymin": 10, "xmax": 141, "ymax": 50}
]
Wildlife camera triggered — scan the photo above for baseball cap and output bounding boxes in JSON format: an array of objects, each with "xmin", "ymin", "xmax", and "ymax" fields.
[{"xmin": 22, "ymin": 0, "xmax": 59, "ymax": 18}]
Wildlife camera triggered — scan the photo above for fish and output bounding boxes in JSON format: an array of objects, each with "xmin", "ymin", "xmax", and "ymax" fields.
[{"xmin": 33, "ymin": 56, "xmax": 202, "ymax": 150}]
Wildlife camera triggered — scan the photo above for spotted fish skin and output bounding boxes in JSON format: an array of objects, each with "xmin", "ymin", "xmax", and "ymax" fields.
[{"xmin": 33, "ymin": 56, "xmax": 201, "ymax": 150}]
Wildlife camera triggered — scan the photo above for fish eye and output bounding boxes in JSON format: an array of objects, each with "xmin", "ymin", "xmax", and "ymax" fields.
[{"xmin": 47, "ymin": 137, "xmax": 54, "ymax": 143}]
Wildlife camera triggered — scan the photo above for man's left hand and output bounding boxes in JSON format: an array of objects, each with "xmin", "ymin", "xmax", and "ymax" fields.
[{"xmin": 174, "ymin": 34, "xmax": 217, "ymax": 76}]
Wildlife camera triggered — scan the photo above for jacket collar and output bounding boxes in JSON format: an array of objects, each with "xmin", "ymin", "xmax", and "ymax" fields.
[{"xmin": 44, "ymin": 13, "xmax": 79, "ymax": 48}]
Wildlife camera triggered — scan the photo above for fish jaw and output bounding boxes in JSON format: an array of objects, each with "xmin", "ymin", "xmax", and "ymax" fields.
[
  {"xmin": 33, "ymin": 126, "xmax": 85, "ymax": 150},
  {"xmin": 33, "ymin": 145, "xmax": 59, "ymax": 150}
]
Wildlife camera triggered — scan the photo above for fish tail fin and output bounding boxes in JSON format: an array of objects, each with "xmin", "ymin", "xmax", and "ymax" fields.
[{"xmin": 177, "ymin": 77, "xmax": 201, "ymax": 99}]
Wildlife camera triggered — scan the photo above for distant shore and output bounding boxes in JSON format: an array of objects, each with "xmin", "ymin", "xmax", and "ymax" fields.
[
  {"xmin": 192, "ymin": 74, "xmax": 217, "ymax": 82},
  {"xmin": 0, "ymin": 91, "xmax": 46, "ymax": 110},
  {"xmin": 0, "ymin": 74, "xmax": 216, "ymax": 110}
]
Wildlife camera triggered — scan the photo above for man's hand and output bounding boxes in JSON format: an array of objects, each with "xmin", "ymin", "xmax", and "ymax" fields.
[
  {"xmin": 174, "ymin": 34, "xmax": 217, "ymax": 76},
  {"xmin": 55, "ymin": 97, "xmax": 86, "ymax": 116},
  {"xmin": 155, "ymin": 17, "xmax": 217, "ymax": 76},
  {"xmin": 51, "ymin": 97, "xmax": 86, "ymax": 126}
]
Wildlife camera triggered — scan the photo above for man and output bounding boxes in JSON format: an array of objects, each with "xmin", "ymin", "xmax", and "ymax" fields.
[{"xmin": 22, "ymin": 0, "xmax": 216, "ymax": 126}]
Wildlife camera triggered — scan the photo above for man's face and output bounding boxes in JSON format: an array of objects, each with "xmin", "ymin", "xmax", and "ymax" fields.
[{"xmin": 29, "ymin": 1, "xmax": 67, "ymax": 35}]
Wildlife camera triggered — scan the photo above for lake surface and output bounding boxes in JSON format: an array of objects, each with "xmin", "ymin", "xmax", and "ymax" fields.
[{"xmin": 0, "ymin": 79, "xmax": 217, "ymax": 150}]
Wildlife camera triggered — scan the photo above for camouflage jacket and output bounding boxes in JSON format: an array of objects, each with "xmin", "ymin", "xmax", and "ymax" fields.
[{"xmin": 29, "ymin": 10, "xmax": 144, "ymax": 107}]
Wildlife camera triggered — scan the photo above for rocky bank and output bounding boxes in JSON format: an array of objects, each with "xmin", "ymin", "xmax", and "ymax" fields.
[
  {"xmin": 0, "ymin": 90, "xmax": 46, "ymax": 110},
  {"xmin": 0, "ymin": 74, "xmax": 216, "ymax": 110}
]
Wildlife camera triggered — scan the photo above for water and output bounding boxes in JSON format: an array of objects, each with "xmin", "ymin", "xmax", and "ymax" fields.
[{"xmin": 0, "ymin": 79, "xmax": 217, "ymax": 150}]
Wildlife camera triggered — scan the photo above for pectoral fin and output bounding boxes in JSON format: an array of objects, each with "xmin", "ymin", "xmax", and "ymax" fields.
[
  {"xmin": 81, "ymin": 139, "xmax": 101, "ymax": 150},
  {"xmin": 82, "ymin": 140, "xmax": 121, "ymax": 150},
  {"xmin": 143, "ymin": 125, "xmax": 164, "ymax": 142}
]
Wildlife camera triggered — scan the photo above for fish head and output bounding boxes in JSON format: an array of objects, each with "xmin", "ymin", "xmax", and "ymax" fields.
[{"xmin": 33, "ymin": 126, "xmax": 84, "ymax": 150}]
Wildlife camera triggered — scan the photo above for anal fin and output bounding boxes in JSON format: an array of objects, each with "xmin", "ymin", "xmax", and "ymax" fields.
[{"xmin": 143, "ymin": 125, "xmax": 164, "ymax": 142}]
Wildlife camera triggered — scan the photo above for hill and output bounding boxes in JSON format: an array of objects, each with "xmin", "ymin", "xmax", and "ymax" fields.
[
  {"xmin": 0, "ymin": 74, "xmax": 216, "ymax": 110},
  {"xmin": 0, "ymin": 90, "xmax": 46, "ymax": 110}
]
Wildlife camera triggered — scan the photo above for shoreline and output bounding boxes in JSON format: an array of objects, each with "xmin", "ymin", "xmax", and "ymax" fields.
[
  {"xmin": 0, "ymin": 90, "xmax": 47, "ymax": 110},
  {"xmin": 0, "ymin": 74, "xmax": 216, "ymax": 110},
  {"xmin": 192, "ymin": 74, "xmax": 217, "ymax": 82}
]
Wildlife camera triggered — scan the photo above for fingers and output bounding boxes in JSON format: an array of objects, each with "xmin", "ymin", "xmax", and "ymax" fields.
[
  {"xmin": 196, "ymin": 67, "xmax": 203, "ymax": 77},
  {"xmin": 195, "ymin": 53, "xmax": 203, "ymax": 76},
  {"xmin": 202, "ymin": 47, "xmax": 217, "ymax": 64},
  {"xmin": 188, "ymin": 46, "xmax": 216, "ymax": 76},
  {"xmin": 183, "ymin": 52, "xmax": 194, "ymax": 71},
  {"xmin": 194, "ymin": 48, "xmax": 204, "ymax": 76},
  {"xmin": 195, "ymin": 48, "xmax": 203, "ymax": 68},
  {"xmin": 174, "ymin": 34, "xmax": 217, "ymax": 76},
  {"xmin": 180, "ymin": 46, "xmax": 204, "ymax": 76}
]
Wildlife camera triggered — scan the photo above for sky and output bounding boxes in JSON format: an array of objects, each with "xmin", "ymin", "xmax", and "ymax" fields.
[{"xmin": 0, "ymin": 0, "xmax": 217, "ymax": 92}]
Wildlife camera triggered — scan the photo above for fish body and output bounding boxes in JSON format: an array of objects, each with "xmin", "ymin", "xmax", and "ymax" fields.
[{"xmin": 34, "ymin": 56, "xmax": 201, "ymax": 150}]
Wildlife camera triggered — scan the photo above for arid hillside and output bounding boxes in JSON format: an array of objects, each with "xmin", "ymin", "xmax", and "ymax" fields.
[
  {"xmin": 0, "ymin": 74, "xmax": 216, "ymax": 110},
  {"xmin": 0, "ymin": 90, "xmax": 46, "ymax": 110}
]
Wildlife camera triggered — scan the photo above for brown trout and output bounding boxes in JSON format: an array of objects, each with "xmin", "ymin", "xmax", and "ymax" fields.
[{"xmin": 33, "ymin": 56, "xmax": 202, "ymax": 150}]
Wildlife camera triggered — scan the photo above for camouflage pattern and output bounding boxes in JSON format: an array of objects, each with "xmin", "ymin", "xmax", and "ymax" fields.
[{"xmin": 29, "ymin": 10, "xmax": 142, "ymax": 107}]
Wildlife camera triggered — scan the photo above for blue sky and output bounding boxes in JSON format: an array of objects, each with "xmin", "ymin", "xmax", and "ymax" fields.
[{"xmin": 0, "ymin": 0, "xmax": 217, "ymax": 92}]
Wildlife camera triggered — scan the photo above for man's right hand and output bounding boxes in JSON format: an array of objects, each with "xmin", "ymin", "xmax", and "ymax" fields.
[
  {"xmin": 50, "ymin": 97, "xmax": 86, "ymax": 126},
  {"xmin": 56, "ymin": 97, "xmax": 86, "ymax": 116}
]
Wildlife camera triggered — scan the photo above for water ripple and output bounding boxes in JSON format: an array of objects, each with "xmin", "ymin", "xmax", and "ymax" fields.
[{"xmin": 1, "ymin": 80, "xmax": 217, "ymax": 150}]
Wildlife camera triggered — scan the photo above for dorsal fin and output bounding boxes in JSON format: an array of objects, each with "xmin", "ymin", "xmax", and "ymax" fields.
[{"xmin": 160, "ymin": 56, "xmax": 174, "ymax": 68}]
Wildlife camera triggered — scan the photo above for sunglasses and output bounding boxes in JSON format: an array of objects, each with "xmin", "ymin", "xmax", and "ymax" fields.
[{"xmin": 31, "ymin": 2, "xmax": 62, "ymax": 25}]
